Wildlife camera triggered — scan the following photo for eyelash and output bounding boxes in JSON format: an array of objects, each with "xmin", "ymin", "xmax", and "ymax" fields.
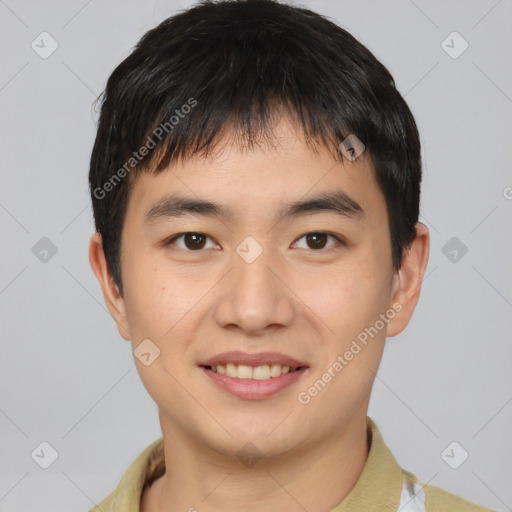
[{"xmin": 162, "ymin": 231, "xmax": 346, "ymax": 252}]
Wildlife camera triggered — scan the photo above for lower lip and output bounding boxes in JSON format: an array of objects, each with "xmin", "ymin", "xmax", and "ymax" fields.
[{"xmin": 200, "ymin": 367, "xmax": 308, "ymax": 399}]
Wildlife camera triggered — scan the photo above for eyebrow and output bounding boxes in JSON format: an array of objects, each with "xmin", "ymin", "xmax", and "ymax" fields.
[{"xmin": 143, "ymin": 191, "xmax": 364, "ymax": 226}]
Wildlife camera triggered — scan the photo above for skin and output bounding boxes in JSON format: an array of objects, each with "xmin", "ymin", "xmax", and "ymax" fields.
[{"xmin": 89, "ymin": 115, "xmax": 429, "ymax": 512}]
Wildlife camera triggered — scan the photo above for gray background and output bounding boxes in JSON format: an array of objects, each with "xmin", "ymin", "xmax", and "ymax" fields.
[{"xmin": 1, "ymin": 0, "xmax": 511, "ymax": 510}]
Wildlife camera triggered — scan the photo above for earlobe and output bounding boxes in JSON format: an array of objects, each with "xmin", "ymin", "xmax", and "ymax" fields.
[
  {"xmin": 88, "ymin": 232, "xmax": 131, "ymax": 340},
  {"xmin": 387, "ymin": 223, "xmax": 430, "ymax": 338}
]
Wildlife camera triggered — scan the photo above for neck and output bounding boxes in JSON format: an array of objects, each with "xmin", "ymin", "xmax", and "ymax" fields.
[{"xmin": 142, "ymin": 414, "xmax": 369, "ymax": 512}]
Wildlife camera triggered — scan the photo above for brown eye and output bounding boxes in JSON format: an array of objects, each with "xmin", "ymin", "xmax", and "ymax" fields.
[
  {"xmin": 305, "ymin": 233, "xmax": 328, "ymax": 249},
  {"xmin": 294, "ymin": 232, "xmax": 342, "ymax": 251},
  {"xmin": 183, "ymin": 233, "xmax": 206, "ymax": 250},
  {"xmin": 165, "ymin": 232, "xmax": 217, "ymax": 251}
]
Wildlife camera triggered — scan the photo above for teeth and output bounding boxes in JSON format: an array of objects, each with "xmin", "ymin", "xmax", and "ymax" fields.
[
  {"xmin": 209, "ymin": 363, "xmax": 299, "ymax": 380},
  {"xmin": 253, "ymin": 365, "xmax": 270, "ymax": 380},
  {"xmin": 237, "ymin": 364, "xmax": 253, "ymax": 379},
  {"xmin": 226, "ymin": 363, "xmax": 238, "ymax": 378},
  {"xmin": 269, "ymin": 364, "xmax": 282, "ymax": 377}
]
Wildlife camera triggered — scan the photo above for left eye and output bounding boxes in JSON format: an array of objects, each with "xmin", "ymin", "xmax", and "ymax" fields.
[{"xmin": 293, "ymin": 232, "xmax": 341, "ymax": 250}]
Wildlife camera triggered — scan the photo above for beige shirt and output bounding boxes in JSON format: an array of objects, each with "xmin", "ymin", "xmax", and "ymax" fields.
[{"xmin": 89, "ymin": 417, "xmax": 494, "ymax": 512}]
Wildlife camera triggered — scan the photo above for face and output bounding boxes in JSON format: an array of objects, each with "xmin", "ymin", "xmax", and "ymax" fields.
[{"xmin": 91, "ymin": 116, "xmax": 428, "ymax": 460}]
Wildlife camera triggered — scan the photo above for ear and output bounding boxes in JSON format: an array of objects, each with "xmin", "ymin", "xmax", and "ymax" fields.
[
  {"xmin": 89, "ymin": 232, "xmax": 131, "ymax": 340},
  {"xmin": 387, "ymin": 223, "xmax": 430, "ymax": 337}
]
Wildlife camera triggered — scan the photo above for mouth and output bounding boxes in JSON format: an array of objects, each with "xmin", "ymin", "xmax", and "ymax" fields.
[
  {"xmin": 201, "ymin": 363, "xmax": 306, "ymax": 380},
  {"xmin": 198, "ymin": 351, "xmax": 309, "ymax": 399}
]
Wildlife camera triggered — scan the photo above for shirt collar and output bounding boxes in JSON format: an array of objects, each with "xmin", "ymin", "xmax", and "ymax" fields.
[{"xmin": 331, "ymin": 417, "xmax": 404, "ymax": 512}]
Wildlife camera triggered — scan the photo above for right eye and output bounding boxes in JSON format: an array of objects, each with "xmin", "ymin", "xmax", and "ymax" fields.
[{"xmin": 163, "ymin": 232, "xmax": 219, "ymax": 251}]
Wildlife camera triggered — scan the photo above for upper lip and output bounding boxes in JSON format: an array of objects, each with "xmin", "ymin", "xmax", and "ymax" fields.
[{"xmin": 199, "ymin": 351, "xmax": 308, "ymax": 368}]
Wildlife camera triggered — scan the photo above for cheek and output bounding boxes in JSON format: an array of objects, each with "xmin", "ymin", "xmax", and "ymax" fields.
[
  {"xmin": 121, "ymin": 248, "xmax": 190, "ymax": 342},
  {"xmin": 299, "ymin": 265, "xmax": 391, "ymax": 423},
  {"xmin": 317, "ymin": 259, "xmax": 392, "ymax": 340},
  {"xmin": 120, "ymin": 258, "xmax": 199, "ymax": 407}
]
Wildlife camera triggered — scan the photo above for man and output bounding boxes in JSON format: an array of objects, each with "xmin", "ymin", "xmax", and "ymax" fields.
[{"xmin": 88, "ymin": 1, "xmax": 493, "ymax": 510}]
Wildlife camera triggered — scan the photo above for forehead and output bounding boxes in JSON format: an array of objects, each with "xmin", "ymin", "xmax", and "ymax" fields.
[{"xmin": 125, "ymin": 117, "xmax": 385, "ymax": 226}]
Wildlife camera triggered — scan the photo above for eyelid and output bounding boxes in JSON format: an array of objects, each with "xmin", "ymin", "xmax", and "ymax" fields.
[
  {"xmin": 292, "ymin": 232, "xmax": 345, "ymax": 251},
  {"xmin": 163, "ymin": 232, "xmax": 219, "ymax": 250}
]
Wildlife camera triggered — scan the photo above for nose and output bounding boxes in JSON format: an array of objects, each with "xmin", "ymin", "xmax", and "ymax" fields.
[{"xmin": 213, "ymin": 242, "xmax": 295, "ymax": 336}]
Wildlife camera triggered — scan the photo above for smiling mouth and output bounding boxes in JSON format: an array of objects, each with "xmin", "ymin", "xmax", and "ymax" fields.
[{"xmin": 201, "ymin": 363, "xmax": 306, "ymax": 380}]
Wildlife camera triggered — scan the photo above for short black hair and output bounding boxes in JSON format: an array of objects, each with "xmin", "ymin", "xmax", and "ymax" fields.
[{"xmin": 89, "ymin": 0, "xmax": 422, "ymax": 297}]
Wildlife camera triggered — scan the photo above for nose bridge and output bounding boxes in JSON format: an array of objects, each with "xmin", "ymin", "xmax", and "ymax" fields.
[{"xmin": 214, "ymin": 236, "xmax": 295, "ymax": 333}]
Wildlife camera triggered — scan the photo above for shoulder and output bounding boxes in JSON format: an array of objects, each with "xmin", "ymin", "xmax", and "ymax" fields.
[
  {"xmin": 403, "ymin": 470, "xmax": 496, "ymax": 512},
  {"xmin": 88, "ymin": 437, "xmax": 165, "ymax": 512}
]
